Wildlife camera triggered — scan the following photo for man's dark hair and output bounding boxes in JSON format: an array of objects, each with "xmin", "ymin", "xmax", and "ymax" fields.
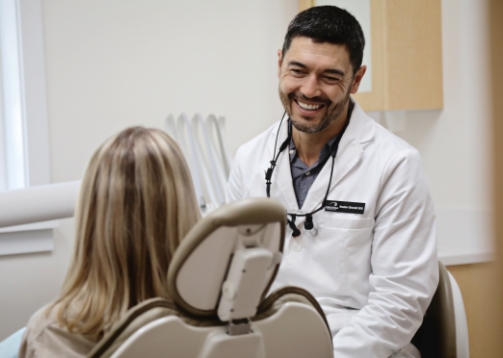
[{"xmin": 282, "ymin": 6, "xmax": 365, "ymax": 73}]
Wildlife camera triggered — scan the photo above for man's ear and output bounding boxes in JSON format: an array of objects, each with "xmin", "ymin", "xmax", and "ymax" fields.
[
  {"xmin": 350, "ymin": 65, "xmax": 367, "ymax": 94},
  {"xmin": 277, "ymin": 49, "xmax": 283, "ymax": 78}
]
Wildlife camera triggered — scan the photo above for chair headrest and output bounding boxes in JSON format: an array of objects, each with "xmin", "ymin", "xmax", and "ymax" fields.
[{"xmin": 167, "ymin": 198, "xmax": 286, "ymax": 319}]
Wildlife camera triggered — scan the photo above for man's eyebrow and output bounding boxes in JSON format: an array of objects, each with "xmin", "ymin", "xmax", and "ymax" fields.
[
  {"xmin": 288, "ymin": 61, "xmax": 307, "ymax": 69},
  {"xmin": 287, "ymin": 61, "xmax": 345, "ymax": 77},
  {"xmin": 323, "ymin": 68, "xmax": 345, "ymax": 77}
]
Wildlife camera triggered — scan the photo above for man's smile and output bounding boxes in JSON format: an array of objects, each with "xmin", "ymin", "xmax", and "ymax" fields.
[
  {"xmin": 295, "ymin": 100, "xmax": 323, "ymax": 111},
  {"xmin": 290, "ymin": 95, "xmax": 331, "ymax": 117}
]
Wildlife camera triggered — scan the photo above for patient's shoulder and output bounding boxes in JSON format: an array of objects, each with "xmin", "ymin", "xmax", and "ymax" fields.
[{"xmin": 19, "ymin": 302, "xmax": 95, "ymax": 358}]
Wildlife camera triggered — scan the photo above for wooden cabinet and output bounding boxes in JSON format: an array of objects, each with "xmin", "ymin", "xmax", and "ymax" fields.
[{"xmin": 298, "ymin": 0, "xmax": 443, "ymax": 111}]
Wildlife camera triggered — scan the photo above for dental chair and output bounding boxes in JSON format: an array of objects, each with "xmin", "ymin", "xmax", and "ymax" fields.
[{"xmin": 87, "ymin": 198, "xmax": 333, "ymax": 358}]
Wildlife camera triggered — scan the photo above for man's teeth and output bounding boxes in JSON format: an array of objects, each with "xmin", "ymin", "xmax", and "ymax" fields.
[{"xmin": 297, "ymin": 101, "xmax": 321, "ymax": 110}]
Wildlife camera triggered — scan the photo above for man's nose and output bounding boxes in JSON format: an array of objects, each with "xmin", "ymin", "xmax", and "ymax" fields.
[{"xmin": 300, "ymin": 75, "xmax": 321, "ymax": 98}]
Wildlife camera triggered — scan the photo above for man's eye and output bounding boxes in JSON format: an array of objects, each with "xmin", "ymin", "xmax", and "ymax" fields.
[
  {"xmin": 324, "ymin": 76, "xmax": 341, "ymax": 82},
  {"xmin": 290, "ymin": 69, "xmax": 304, "ymax": 75}
]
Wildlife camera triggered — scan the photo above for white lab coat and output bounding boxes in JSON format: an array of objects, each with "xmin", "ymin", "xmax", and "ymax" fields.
[{"xmin": 226, "ymin": 100, "xmax": 439, "ymax": 358}]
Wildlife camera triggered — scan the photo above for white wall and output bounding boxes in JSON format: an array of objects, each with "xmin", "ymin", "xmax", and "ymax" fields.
[
  {"xmin": 44, "ymin": 0, "xmax": 296, "ymax": 183},
  {"xmin": 0, "ymin": 0, "xmax": 493, "ymax": 341},
  {"xmin": 391, "ymin": 0, "xmax": 493, "ymax": 263}
]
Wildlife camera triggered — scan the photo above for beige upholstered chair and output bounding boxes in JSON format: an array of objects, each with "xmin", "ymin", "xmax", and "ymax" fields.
[
  {"xmin": 87, "ymin": 198, "xmax": 333, "ymax": 358},
  {"xmin": 412, "ymin": 262, "xmax": 470, "ymax": 358}
]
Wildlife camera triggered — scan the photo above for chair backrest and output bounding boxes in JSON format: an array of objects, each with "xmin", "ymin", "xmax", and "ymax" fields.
[
  {"xmin": 412, "ymin": 261, "xmax": 457, "ymax": 358},
  {"xmin": 88, "ymin": 198, "xmax": 333, "ymax": 358}
]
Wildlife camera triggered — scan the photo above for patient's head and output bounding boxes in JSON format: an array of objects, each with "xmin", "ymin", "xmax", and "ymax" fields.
[{"xmin": 55, "ymin": 126, "xmax": 201, "ymax": 339}]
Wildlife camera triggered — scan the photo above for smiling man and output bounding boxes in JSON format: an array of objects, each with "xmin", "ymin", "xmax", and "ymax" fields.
[{"xmin": 226, "ymin": 6, "xmax": 438, "ymax": 358}]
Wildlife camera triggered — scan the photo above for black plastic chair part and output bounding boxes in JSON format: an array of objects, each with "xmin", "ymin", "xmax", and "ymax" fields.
[{"xmin": 412, "ymin": 261, "xmax": 457, "ymax": 358}]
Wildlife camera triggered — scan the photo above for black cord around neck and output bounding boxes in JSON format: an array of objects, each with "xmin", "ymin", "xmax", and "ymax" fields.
[
  {"xmin": 265, "ymin": 112, "xmax": 289, "ymax": 197},
  {"xmin": 265, "ymin": 108, "xmax": 350, "ymax": 237}
]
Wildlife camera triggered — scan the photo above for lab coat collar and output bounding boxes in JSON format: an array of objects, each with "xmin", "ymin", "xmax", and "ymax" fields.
[{"xmin": 345, "ymin": 99, "xmax": 376, "ymax": 145}]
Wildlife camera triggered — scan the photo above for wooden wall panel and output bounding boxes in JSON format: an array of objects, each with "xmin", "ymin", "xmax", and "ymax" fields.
[
  {"xmin": 488, "ymin": 0, "xmax": 503, "ymax": 356},
  {"xmin": 354, "ymin": 0, "xmax": 443, "ymax": 110},
  {"xmin": 385, "ymin": 0, "xmax": 443, "ymax": 110},
  {"xmin": 298, "ymin": 0, "xmax": 314, "ymax": 13}
]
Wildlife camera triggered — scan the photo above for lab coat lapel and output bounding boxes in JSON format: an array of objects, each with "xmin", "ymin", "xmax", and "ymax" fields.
[
  {"xmin": 274, "ymin": 144, "xmax": 299, "ymax": 211},
  {"xmin": 301, "ymin": 101, "xmax": 375, "ymax": 212}
]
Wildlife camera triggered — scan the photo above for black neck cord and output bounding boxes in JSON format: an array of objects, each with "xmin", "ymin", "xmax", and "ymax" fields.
[
  {"xmin": 265, "ymin": 112, "xmax": 349, "ymax": 237},
  {"xmin": 265, "ymin": 112, "xmax": 288, "ymax": 197}
]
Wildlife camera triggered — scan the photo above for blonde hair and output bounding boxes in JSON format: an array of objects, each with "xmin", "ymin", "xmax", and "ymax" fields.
[{"xmin": 52, "ymin": 126, "xmax": 201, "ymax": 339}]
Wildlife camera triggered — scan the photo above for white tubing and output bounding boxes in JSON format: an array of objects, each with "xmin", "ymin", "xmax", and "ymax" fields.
[
  {"xmin": 178, "ymin": 114, "xmax": 206, "ymax": 209},
  {"xmin": 164, "ymin": 112, "xmax": 232, "ymax": 211},
  {"xmin": 0, "ymin": 181, "xmax": 81, "ymax": 228},
  {"xmin": 164, "ymin": 114, "xmax": 179, "ymax": 141},
  {"xmin": 193, "ymin": 114, "xmax": 224, "ymax": 204},
  {"xmin": 206, "ymin": 114, "xmax": 231, "ymax": 185},
  {"xmin": 189, "ymin": 114, "xmax": 217, "ymax": 206},
  {"xmin": 217, "ymin": 116, "xmax": 233, "ymax": 176}
]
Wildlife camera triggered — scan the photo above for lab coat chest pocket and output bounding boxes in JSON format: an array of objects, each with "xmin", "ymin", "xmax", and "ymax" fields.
[{"xmin": 318, "ymin": 215, "xmax": 374, "ymax": 296}]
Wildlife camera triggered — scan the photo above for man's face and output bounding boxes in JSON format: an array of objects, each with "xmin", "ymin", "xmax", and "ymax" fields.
[{"xmin": 278, "ymin": 36, "xmax": 366, "ymax": 134}]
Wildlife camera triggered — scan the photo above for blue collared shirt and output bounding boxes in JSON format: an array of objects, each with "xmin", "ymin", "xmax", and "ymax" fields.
[{"xmin": 289, "ymin": 131, "xmax": 344, "ymax": 209}]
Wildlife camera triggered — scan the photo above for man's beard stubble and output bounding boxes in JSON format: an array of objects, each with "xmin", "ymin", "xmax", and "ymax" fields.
[{"xmin": 279, "ymin": 88, "xmax": 352, "ymax": 134}]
